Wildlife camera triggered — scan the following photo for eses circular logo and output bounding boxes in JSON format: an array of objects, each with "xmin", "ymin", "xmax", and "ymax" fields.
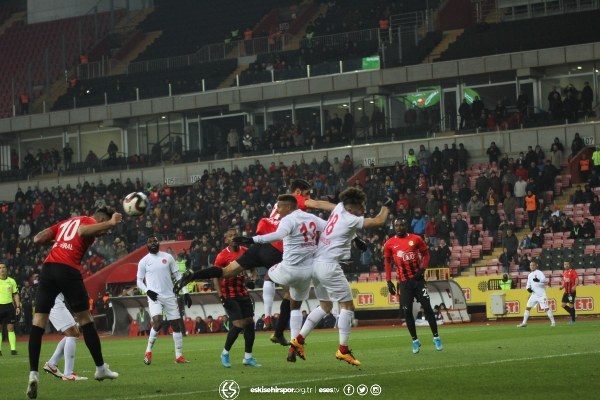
[{"xmin": 219, "ymin": 380, "xmax": 240, "ymax": 400}]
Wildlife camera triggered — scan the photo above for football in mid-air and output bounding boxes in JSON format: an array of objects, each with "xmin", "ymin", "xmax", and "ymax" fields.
[{"xmin": 122, "ymin": 192, "xmax": 148, "ymax": 217}]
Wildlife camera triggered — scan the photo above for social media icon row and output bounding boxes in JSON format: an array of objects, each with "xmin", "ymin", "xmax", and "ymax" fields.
[{"xmin": 343, "ymin": 384, "xmax": 381, "ymax": 396}]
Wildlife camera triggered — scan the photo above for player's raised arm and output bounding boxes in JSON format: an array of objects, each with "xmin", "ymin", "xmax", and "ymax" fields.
[
  {"xmin": 79, "ymin": 207, "xmax": 122, "ymax": 237},
  {"xmin": 33, "ymin": 227, "xmax": 55, "ymax": 246},
  {"xmin": 362, "ymin": 197, "xmax": 393, "ymax": 229},
  {"xmin": 305, "ymin": 198, "xmax": 336, "ymax": 211}
]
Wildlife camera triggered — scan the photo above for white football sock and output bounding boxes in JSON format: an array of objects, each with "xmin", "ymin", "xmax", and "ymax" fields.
[
  {"xmin": 63, "ymin": 337, "xmax": 77, "ymax": 375},
  {"xmin": 146, "ymin": 328, "xmax": 158, "ymax": 353},
  {"xmin": 262, "ymin": 281, "xmax": 275, "ymax": 317},
  {"xmin": 522, "ymin": 310, "xmax": 530, "ymax": 324},
  {"xmin": 173, "ymin": 331, "xmax": 183, "ymax": 358},
  {"xmin": 547, "ymin": 309, "xmax": 555, "ymax": 323},
  {"xmin": 289, "ymin": 309, "xmax": 303, "ymax": 339},
  {"xmin": 299, "ymin": 306, "xmax": 327, "ymax": 339},
  {"xmin": 48, "ymin": 336, "xmax": 67, "ymax": 366},
  {"xmin": 338, "ymin": 309, "xmax": 353, "ymax": 346}
]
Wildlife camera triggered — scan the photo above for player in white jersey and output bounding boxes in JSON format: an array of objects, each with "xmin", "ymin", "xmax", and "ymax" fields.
[
  {"xmin": 236, "ymin": 195, "xmax": 327, "ymax": 362},
  {"xmin": 42, "ymin": 293, "xmax": 87, "ymax": 381},
  {"xmin": 289, "ymin": 187, "xmax": 392, "ymax": 366},
  {"xmin": 262, "ymin": 179, "xmax": 335, "ymax": 340},
  {"xmin": 517, "ymin": 260, "xmax": 555, "ymax": 327},
  {"xmin": 136, "ymin": 234, "xmax": 192, "ymax": 364}
]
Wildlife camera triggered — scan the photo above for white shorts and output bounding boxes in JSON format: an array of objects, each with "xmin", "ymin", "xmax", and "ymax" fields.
[
  {"xmin": 148, "ymin": 295, "xmax": 181, "ymax": 320},
  {"xmin": 312, "ymin": 261, "xmax": 353, "ymax": 303},
  {"xmin": 527, "ymin": 293, "xmax": 549, "ymax": 310},
  {"xmin": 268, "ymin": 261, "xmax": 313, "ymax": 301},
  {"xmin": 49, "ymin": 294, "xmax": 76, "ymax": 332}
]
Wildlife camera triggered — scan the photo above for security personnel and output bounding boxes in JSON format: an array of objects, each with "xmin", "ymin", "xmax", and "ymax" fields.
[
  {"xmin": 525, "ymin": 190, "xmax": 537, "ymax": 230},
  {"xmin": 499, "ymin": 274, "xmax": 512, "ymax": 290},
  {"xmin": 579, "ymin": 153, "xmax": 591, "ymax": 182},
  {"xmin": 592, "ymin": 146, "xmax": 600, "ymax": 173},
  {"xmin": 0, "ymin": 263, "xmax": 21, "ymax": 355}
]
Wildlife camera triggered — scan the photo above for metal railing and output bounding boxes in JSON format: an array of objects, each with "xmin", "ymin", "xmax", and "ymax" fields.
[{"xmin": 126, "ymin": 33, "xmax": 293, "ymax": 75}]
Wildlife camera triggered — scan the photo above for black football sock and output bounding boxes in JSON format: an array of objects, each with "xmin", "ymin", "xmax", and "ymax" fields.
[
  {"xmin": 243, "ymin": 323, "xmax": 256, "ymax": 353},
  {"xmin": 224, "ymin": 326, "xmax": 243, "ymax": 352},
  {"xmin": 192, "ymin": 267, "xmax": 222, "ymax": 280},
  {"xmin": 28, "ymin": 325, "xmax": 45, "ymax": 372},
  {"xmin": 403, "ymin": 306, "xmax": 418, "ymax": 340},
  {"xmin": 274, "ymin": 298, "xmax": 291, "ymax": 338},
  {"xmin": 81, "ymin": 322, "xmax": 104, "ymax": 367},
  {"xmin": 424, "ymin": 307, "xmax": 439, "ymax": 337},
  {"xmin": 570, "ymin": 307, "xmax": 576, "ymax": 321}
]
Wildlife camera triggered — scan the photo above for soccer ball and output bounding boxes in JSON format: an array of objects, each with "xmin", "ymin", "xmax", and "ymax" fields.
[{"xmin": 122, "ymin": 192, "xmax": 148, "ymax": 217}]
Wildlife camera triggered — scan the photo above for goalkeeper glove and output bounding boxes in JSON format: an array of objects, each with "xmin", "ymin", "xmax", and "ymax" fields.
[
  {"xmin": 414, "ymin": 269, "xmax": 425, "ymax": 281},
  {"xmin": 527, "ymin": 288, "xmax": 533, "ymax": 293},
  {"xmin": 353, "ymin": 236, "xmax": 368, "ymax": 252},
  {"xmin": 246, "ymin": 280, "xmax": 256, "ymax": 290},
  {"xmin": 146, "ymin": 290, "xmax": 158, "ymax": 302},
  {"xmin": 183, "ymin": 293, "xmax": 192, "ymax": 308},
  {"xmin": 383, "ymin": 196, "xmax": 394, "ymax": 208},
  {"xmin": 387, "ymin": 281, "xmax": 397, "ymax": 295},
  {"xmin": 233, "ymin": 236, "xmax": 254, "ymax": 245},
  {"xmin": 532, "ymin": 277, "xmax": 540, "ymax": 282}
]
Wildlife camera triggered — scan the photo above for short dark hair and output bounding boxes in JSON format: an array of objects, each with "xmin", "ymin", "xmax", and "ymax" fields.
[
  {"xmin": 94, "ymin": 206, "xmax": 115, "ymax": 219},
  {"xmin": 339, "ymin": 187, "xmax": 366, "ymax": 207},
  {"xmin": 290, "ymin": 179, "xmax": 311, "ymax": 192},
  {"xmin": 277, "ymin": 194, "xmax": 298, "ymax": 209}
]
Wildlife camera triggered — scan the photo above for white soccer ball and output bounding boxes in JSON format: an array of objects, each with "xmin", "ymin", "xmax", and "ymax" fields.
[{"xmin": 122, "ymin": 192, "xmax": 148, "ymax": 217}]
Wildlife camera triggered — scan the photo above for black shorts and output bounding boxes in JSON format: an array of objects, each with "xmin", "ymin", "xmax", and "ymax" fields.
[
  {"xmin": 0, "ymin": 304, "xmax": 16, "ymax": 325},
  {"xmin": 562, "ymin": 291, "xmax": 577, "ymax": 304},
  {"xmin": 398, "ymin": 279, "xmax": 433, "ymax": 309},
  {"xmin": 36, "ymin": 262, "xmax": 89, "ymax": 314},
  {"xmin": 222, "ymin": 296, "xmax": 254, "ymax": 322},
  {"xmin": 236, "ymin": 243, "xmax": 282, "ymax": 270}
]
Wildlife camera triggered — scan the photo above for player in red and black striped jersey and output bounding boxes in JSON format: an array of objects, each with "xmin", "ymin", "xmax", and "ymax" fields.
[
  {"xmin": 214, "ymin": 228, "xmax": 260, "ymax": 367},
  {"xmin": 383, "ymin": 218, "xmax": 442, "ymax": 354},
  {"xmin": 559, "ymin": 261, "xmax": 579, "ymax": 324}
]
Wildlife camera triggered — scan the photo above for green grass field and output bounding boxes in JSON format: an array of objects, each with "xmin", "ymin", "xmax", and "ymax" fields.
[{"xmin": 3, "ymin": 320, "xmax": 600, "ymax": 400}]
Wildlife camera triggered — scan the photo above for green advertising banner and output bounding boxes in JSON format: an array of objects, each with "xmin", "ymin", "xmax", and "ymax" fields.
[
  {"xmin": 463, "ymin": 87, "xmax": 481, "ymax": 104},
  {"xmin": 361, "ymin": 56, "xmax": 380, "ymax": 70},
  {"xmin": 400, "ymin": 87, "xmax": 440, "ymax": 108}
]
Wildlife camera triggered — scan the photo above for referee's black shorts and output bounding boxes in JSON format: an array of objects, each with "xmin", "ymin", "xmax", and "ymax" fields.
[
  {"xmin": 236, "ymin": 243, "xmax": 282, "ymax": 270},
  {"xmin": 0, "ymin": 304, "xmax": 16, "ymax": 325},
  {"xmin": 222, "ymin": 296, "xmax": 254, "ymax": 322},
  {"xmin": 36, "ymin": 262, "xmax": 89, "ymax": 314}
]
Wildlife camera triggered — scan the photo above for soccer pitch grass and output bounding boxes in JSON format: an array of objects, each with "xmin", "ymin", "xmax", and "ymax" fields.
[{"xmin": 3, "ymin": 320, "xmax": 599, "ymax": 400}]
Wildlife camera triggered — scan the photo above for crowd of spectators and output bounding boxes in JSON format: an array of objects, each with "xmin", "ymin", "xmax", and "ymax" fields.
[{"xmin": 4, "ymin": 130, "xmax": 600, "ymax": 334}]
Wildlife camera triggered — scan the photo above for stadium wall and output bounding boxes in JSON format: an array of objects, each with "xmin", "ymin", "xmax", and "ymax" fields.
[
  {"xmin": 26, "ymin": 0, "xmax": 147, "ymax": 24},
  {"xmin": 455, "ymin": 275, "xmax": 599, "ymax": 318}
]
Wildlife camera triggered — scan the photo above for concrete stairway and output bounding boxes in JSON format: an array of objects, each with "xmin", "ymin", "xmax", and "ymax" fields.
[
  {"xmin": 0, "ymin": 10, "xmax": 24, "ymax": 36},
  {"xmin": 423, "ymin": 28, "xmax": 463, "ymax": 63},
  {"xmin": 462, "ymin": 183, "xmax": 578, "ymax": 277},
  {"xmin": 110, "ymin": 31, "xmax": 162, "ymax": 75}
]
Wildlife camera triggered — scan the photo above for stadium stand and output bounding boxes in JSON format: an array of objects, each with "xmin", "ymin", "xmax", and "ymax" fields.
[
  {"xmin": 438, "ymin": 9, "xmax": 600, "ymax": 61},
  {"xmin": 0, "ymin": 8, "xmax": 125, "ymax": 118},
  {"xmin": 134, "ymin": 0, "xmax": 287, "ymax": 61},
  {"xmin": 3, "ymin": 1, "xmax": 600, "ymax": 316}
]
